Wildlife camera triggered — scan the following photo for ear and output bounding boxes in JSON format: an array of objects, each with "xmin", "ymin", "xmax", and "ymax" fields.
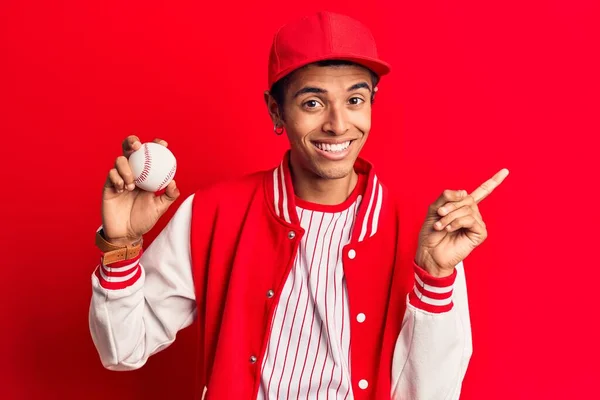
[
  {"xmin": 264, "ymin": 90, "xmax": 283, "ymax": 125},
  {"xmin": 371, "ymin": 86, "xmax": 378, "ymax": 104}
]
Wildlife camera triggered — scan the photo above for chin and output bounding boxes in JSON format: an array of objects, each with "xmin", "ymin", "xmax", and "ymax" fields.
[{"xmin": 312, "ymin": 160, "xmax": 355, "ymax": 180}]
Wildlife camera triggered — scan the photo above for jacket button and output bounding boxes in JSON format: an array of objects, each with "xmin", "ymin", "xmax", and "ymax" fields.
[
  {"xmin": 358, "ymin": 379, "xmax": 369, "ymax": 389},
  {"xmin": 348, "ymin": 249, "xmax": 356, "ymax": 259},
  {"xmin": 249, "ymin": 355, "xmax": 257, "ymax": 364},
  {"xmin": 356, "ymin": 313, "xmax": 366, "ymax": 323},
  {"xmin": 288, "ymin": 231, "xmax": 296, "ymax": 239},
  {"xmin": 266, "ymin": 289, "xmax": 275, "ymax": 298}
]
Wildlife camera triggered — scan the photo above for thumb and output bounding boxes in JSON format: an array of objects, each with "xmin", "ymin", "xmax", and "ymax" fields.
[{"xmin": 153, "ymin": 180, "xmax": 180, "ymax": 213}]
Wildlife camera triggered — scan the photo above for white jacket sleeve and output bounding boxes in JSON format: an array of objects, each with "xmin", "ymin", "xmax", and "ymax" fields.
[
  {"xmin": 391, "ymin": 260, "xmax": 473, "ymax": 400},
  {"xmin": 89, "ymin": 194, "xmax": 197, "ymax": 371}
]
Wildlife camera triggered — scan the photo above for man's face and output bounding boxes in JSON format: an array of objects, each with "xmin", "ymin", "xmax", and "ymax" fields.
[{"xmin": 269, "ymin": 64, "xmax": 374, "ymax": 180}]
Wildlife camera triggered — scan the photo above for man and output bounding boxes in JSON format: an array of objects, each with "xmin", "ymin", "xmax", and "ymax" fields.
[{"xmin": 90, "ymin": 11, "xmax": 509, "ymax": 399}]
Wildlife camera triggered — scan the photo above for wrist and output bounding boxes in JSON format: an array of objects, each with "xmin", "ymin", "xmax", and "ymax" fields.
[
  {"xmin": 105, "ymin": 236, "xmax": 143, "ymax": 247},
  {"xmin": 414, "ymin": 251, "xmax": 454, "ymax": 278},
  {"xmin": 95, "ymin": 227, "xmax": 143, "ymax": 265},
  {"xmin": 420, "ymin": 265, "xmax": 454, "ymax": 278},
  {"xmin": 100, "ymin": 229, "xmax": 142, "ymax": 247}
]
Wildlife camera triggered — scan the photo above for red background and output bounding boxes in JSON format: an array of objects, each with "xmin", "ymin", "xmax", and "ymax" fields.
[{"xmin": 1, "ymin": 0, "xmax": 598, "ymax": 399}]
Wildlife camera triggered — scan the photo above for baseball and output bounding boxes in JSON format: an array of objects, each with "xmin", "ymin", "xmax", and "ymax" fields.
[{"xmin": 128, "ymin": 142, "xmax": 177, "ymax": 192}]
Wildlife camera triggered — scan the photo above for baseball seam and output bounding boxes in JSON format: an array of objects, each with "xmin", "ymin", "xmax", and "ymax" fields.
[
  {"xmin": 158, "ymin": 161, "xmax": 177, "ymax": 191},
  {"xmin": 134, "ymin": 144, "xmax": 152, "ymax": 185}
]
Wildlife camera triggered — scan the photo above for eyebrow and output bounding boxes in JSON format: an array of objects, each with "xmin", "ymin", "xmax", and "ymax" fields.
[{"xmin": 293, "ymin": 81, "xmax": 372, "ymax": 98}]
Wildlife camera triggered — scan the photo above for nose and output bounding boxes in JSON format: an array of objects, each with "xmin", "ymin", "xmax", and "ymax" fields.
[{"xmin": 322, "ymin": 104, "xmax": 349, "ymax": 136}]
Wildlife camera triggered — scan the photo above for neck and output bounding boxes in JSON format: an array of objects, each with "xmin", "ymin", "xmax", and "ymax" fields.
[{"xmin": 288, "ymin": 155, "xmax": 358, "ymax": 206}]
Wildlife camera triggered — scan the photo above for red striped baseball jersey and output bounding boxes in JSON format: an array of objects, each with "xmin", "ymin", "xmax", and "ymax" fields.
[{"xmin": 258, "ymin": 174, "xmax": 365, "ymax": 399}]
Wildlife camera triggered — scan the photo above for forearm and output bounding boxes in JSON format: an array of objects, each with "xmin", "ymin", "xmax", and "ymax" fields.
[
  {"xmin": 89, "ymin": 194, "xmax": 198, "ymax": 370},
  {"xmin": 391, "ymin": 260, "xmax": 472, "ymax": 400},
  {"xmin": 89, "ymin": 255, "xmax": 150, "ymax": 370}
]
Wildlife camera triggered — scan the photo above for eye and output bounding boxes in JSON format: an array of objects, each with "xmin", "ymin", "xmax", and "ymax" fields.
[
  {"xmin": 302, "ymin": 99, "xmax": 323, "ymax": 109},
  {"xmin": 349, "ymin": 97, "xmax": 365, "ymax": 105}
]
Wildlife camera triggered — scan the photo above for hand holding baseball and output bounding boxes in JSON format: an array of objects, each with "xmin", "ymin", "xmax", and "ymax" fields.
[
  {"xmin": 415, "ymin": 168, "xmax": 509, "ymax": 277},
  {"xmin": 102, "ymin": 135, "xmax": 180, "ymax": 245}
]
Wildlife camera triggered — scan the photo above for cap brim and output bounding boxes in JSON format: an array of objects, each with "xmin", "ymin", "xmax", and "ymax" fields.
[
  {"xmin": 329, "ymin": 55, "xmax": 391, "ymax": 77},
  {"xmin": 270, "ymin": 54, "xmax": 391, "ymax": 88}
]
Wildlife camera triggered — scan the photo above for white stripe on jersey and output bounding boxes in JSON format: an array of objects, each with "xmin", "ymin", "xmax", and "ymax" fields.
[
  {"xmin": 279, "ymin": 162, "xmax": 291, "ymax": 223},
  {"xmin": 258, "ymin": 196, "xmax": 362, "ymax": 400}
]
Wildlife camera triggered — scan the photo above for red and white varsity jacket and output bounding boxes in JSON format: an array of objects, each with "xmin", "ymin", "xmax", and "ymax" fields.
[{"xmin": 89, "ymin": 151, "xmax": 473, "ymax": 399}]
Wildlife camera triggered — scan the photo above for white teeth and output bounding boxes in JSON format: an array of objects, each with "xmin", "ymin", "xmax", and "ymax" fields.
[{"xmin": 314, "ymin": 141, "xmax": 351, "ymax": 153}]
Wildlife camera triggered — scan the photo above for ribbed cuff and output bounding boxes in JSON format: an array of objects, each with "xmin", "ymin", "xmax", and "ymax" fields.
[
  {"xmin": 408, "ymin": 259, "xmax": 457, "ymax": 313},
  {"xmin": 95, "ymin": 250, "xmax": 143, "ymax": 290}
]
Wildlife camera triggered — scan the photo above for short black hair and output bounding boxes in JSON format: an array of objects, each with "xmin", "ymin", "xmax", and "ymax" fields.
[{"xmin": 270, "ymin": 60, "xmax": 380, "ymax": 109}]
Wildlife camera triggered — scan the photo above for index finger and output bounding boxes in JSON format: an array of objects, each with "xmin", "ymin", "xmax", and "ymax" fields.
[
  {"xmin": 122, "ymin": 135, "xmax": 141, "ymax": 157},
  {"xmin": 470, "ymin": 168, "xmax": 510, "ymax": 204}
]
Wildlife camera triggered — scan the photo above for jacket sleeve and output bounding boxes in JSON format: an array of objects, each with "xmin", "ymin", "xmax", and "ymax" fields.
[
  {"xmin": 88, "ymin": 194, "xmax": 197, "ymax": 371},
  {"xmin": 391, "ymin": 260, "xmax": 473, "ymax": 400}
]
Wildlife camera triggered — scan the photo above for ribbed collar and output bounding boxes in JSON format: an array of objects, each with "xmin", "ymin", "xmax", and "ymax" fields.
[{"xmin": 264, "ymin": 150, "xmax": 385, "ymax": 243}]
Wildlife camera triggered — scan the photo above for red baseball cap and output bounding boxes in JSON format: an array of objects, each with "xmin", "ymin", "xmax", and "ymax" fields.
[{"xmin": 268, "ymin": 11, "xmax": 391, "ymax": 89}]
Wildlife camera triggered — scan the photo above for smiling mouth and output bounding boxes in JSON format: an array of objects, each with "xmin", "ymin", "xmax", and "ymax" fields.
[{"xmin": 311, "ymin": 140, "xmax": 354, "ymax": 153}]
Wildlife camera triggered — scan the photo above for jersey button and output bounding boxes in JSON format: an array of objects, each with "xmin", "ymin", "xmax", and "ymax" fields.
[
  {"xmin": 356, "ymin": 313, "xmax": 366, "ymax": 323},
  {"xmin": 249, "ymin": 355, "xmax": 257, "ymax": 364},
  {"xmin": 288, "ymin": 231, "xmax": 296, "ymax": 239},
  {"xmin": 348, "ymin": 249, "xmax": 356, "ymax": 259},
  {"xmin": 266, "ymin": 289, "xmax": 275, "ymax": 298},
  {"xmin": 358, "ymin": 379, "xmax": 369, "ymax": 389}
]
